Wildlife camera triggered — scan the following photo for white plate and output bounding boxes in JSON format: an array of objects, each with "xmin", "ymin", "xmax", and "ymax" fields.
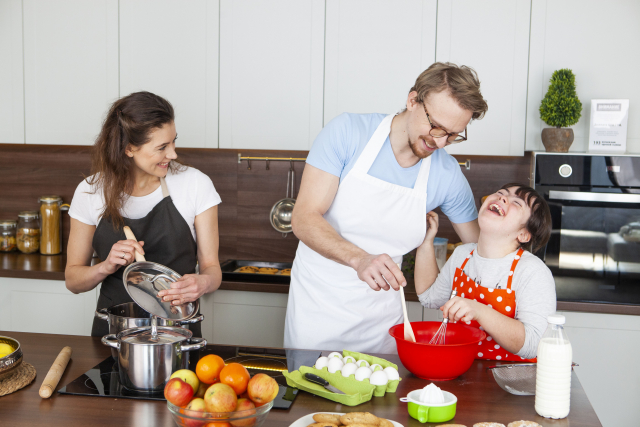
[{"xmin": 288, "ymin": 412, "xmax": 404, "ymax": 427}]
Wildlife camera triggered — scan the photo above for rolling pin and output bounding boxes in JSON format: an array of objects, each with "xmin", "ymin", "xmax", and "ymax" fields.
[{"xmin": 39, "ymin": 346, "xmax": 72, "ymax": 398}]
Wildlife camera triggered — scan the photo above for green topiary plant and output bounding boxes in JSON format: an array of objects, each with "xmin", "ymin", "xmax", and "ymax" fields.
[{"xmin": 539, "ymin": 69, "xmax": 582, "ymax": 128}]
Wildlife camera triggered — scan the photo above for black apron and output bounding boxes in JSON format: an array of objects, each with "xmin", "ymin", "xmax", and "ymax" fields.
[{"xmin": 91, "ymin": 177, "xmax": 201, "ymax": 338}]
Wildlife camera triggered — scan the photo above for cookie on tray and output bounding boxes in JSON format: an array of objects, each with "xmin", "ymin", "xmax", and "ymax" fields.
[
  {"xmin": 258, "ymin": 267, "xmax": 279, "ymax": 274},
  {"xmin": 235, "ymin": 266, "xmax": 259, "ymax": 273},
  {"xmin": 276, "ymin": 268, "xmax": 291, "ymax": 276},
  {"xmin": 507, "ymin": 422, "xmax": 542, "ymax": 427}
]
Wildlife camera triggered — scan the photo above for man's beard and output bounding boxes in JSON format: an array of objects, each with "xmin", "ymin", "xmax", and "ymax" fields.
[{"xmin": 409, "ymin": 136, "xmax": 435, "ymax": 159}]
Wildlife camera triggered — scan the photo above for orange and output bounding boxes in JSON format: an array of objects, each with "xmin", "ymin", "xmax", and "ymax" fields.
[
  {"xmin": 219, "ymin": 363, "xmax": 250, "ymax": 395},
  {"xmin": 196, "ymin": 354, "xmax": 226, "ymax": 385},
  {"xmin": 205, "ymin": 423, "xmax": 231, "ymax": 427}
]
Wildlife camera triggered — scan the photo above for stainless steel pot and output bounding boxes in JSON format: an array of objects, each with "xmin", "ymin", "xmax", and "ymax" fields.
[
  {"xmin": 102, "ymin": 326, "xmax": 206, "ymax": 392},
  {"xmin": 95, "ymin": 302, "xmax": 204, "ymax": 360}
]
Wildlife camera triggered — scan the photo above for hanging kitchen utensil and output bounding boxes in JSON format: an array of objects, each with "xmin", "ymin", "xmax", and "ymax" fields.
[
  {"xmin": 269, "ymin": 161, "xmax": 296, "ymax": 237},
  {"xmin": 121, "ymin": 226, "xmax": 199, "ymax": 322}
]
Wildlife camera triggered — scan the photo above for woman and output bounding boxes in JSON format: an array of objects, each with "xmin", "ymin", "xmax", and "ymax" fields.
[{"xmin": 65, "ymin": 91, "xmax": 222, "ymax": 337}]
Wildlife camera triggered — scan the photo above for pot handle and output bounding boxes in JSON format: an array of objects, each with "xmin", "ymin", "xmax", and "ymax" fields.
[
  {"xmin": 399, "ymin": 397, "xmax": 410, "ymax": 402},
  {"xmin": 180, "ymin": 337, "xmax": 207, "ymax": 352},
  {"xmin": 177, "ymin": 314, "xmax": 205, "ymax": 325},
  {"xmin": 95, "ymin": 308, "xmax": 109, "ymax": 322},
  {"xmin": 101, "ymin": 334, "xmax": 120, "ymax": 350},
  {"xmin": 417, "ymin": 405, "xmax": 430, "ymax": 423}
]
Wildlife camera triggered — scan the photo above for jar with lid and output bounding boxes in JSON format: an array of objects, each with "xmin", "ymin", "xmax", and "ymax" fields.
[
  {"xmin": 0, "ymin": 220, "xmax": 17, "ymax": 252},
  {"xmin": 39, "ymin": 196, "xmax": 69, "ymax": 255},
  {"xmin": 17, "ymin": 211, "xmax": 40, "ymax": 254}
]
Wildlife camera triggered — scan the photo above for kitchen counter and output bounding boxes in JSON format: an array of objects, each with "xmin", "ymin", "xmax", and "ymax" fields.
[
  {"xmin": 0, "ymin": 331, "xmax": 601, "ymax": 427},
  {"xmin": 1, "ymin": 251, "xmax": 638, "ymax": 315}
]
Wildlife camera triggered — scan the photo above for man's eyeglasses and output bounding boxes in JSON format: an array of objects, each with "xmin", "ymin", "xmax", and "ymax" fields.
[{"xmin": 422, "ymin": 103, "xmax": 467, "ymax": 144}]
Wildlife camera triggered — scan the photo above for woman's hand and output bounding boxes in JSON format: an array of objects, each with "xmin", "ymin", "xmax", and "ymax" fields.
[
  {"xmin": 157, "ymin": 274, "xmax": 213, "ymax": 305},
  {"xmin": 98, "ymin": 239, "xmax": 145, "ymax": 276},
  {"xmin": 441, "ymin": 296, "xmax": 486, "ymax": 323},
  {"xmin": 422, "ymin": 211, "xmax": 439, "ymax": 246}
]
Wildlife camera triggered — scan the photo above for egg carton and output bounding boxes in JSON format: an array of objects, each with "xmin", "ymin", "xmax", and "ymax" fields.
[{"xmin": 283, "ymin": 350, "xmax": 402, "ymax": 406}]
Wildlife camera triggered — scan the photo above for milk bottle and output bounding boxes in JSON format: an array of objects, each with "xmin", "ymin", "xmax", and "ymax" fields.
[{"xmin": 535, "ymin": 314, "xmax": 573, "ymax": 419}]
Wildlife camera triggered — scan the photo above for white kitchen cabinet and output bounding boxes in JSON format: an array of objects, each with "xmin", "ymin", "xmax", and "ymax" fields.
[
  {"xmin": 218, "ymin": 0, "xmax": 325, "ymax": 150},
  {"xmin": 0, "ymin": 0, "xmax": 24, "ymax": 144},
  {"xmin": 437, "ymin": 0, "xmax": 531, "ymax": 156},
  {"xmin": 526, "ymin": 0, "xmax": 640, "ymax": 153},
  {"xmin": 0, "ymin": 277, "xmax": 98, "ymax": 336},
  {"xmin": 323, "ymin": 0, "xmax": 437, "ymax": 125},
  {"xmin": 119, "ymin": 1, "xmax": 219, "ymax": 149},
  {"xmin": 200, "ymin": 290, "xmax": 288, "ymax": 348},
  {"xmin": 558, "ymin": 311, "xmax": 640, "ymax": 427},
  {"xmin": 23, "ymin": 0, "xmax": 118, "ymax": 146}
]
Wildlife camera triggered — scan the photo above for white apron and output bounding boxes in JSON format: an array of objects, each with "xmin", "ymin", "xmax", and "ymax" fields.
[{"xmin": 284, "ymin": 114, "xmax": 431, "ymax": 353}]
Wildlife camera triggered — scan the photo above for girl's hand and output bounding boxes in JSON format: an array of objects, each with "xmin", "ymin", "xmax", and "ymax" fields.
[
  {"xmin": 157, "ymin": 274, "xmax": 212, "ymax": 305},
  {"xmin": 99, "ymin": 240, "xmax": 145, "ymax": 276},
  {"xmin": 441, "ymin": 296, "xmax": 485, "ymax": 323},
  {"xmin": 422, "ymin": 211, "xmax": 439, "ymax": 245}
]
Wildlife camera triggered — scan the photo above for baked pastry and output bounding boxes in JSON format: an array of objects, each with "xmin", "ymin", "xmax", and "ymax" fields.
[
  {"xmin": 507, "ymin": 422, "xmax": 542, "ymax": 427},
  {"xmin": 277, "ymin": 268, "xmax": 292, "ymax": 276},
  {"xmin": 438, "ymin": 425, "xmax": 467, "ymax": 427},
  {"xmin": 258, "ymin": 267, "xmax": 279, "ymax": 274},
  {"xmin": 473, "ymin": 423, "xmax": 506, "ymax": 427},
  {"xmin": 312, "ymin": 413, "xmax": 341, "ymax": 424},
  {"xmin": 235, "ymin": 266, "xmax": 259, "ymax": 273}
]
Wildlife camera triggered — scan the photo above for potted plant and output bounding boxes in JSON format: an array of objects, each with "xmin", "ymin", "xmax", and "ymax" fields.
[{"xmin": 539, "ymin": 69, "xmax": 582, "ymax": 152}]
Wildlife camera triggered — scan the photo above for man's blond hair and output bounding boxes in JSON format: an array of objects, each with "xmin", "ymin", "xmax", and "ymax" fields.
[{"xmin": 410, "ymin": 62, "xmax": 488, "ymax": 120}]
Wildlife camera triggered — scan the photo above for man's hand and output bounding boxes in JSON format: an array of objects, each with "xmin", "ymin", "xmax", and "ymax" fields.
[
  {"xmin": 441, "ymin": 296, "xmax": 486, "ymax": 323},
  {"xmin": 353, "ymin": 254, "xmax": 406, "ymax": 291}
]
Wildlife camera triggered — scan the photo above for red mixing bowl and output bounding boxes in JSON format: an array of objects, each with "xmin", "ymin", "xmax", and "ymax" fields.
[{"xmin": 389, "ymin": 321, "xmax": 486, "ymax": 381}]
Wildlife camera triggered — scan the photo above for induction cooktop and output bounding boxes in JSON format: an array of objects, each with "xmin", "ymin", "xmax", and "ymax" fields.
[{"xmin": 58, "ymin": 344, "xmax": 320, "ymax": 408}]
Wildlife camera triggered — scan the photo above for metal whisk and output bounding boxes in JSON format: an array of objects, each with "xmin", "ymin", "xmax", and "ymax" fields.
[{"xmin": 429, "ymin": 289, "xmax": 457, "ymax": 345}]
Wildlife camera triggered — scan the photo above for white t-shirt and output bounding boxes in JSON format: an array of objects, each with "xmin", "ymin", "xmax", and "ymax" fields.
[{"xmin": 69, "ymin": 166, "xmax": 221, "ymax": 241}]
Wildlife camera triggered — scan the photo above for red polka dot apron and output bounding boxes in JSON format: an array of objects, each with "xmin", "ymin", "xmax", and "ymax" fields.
[{"xmin": 453, "ymin": 248, "xmax": 536, "ymax": 362}]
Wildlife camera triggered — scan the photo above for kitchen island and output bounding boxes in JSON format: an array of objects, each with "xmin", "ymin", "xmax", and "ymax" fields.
[{"xmin": 0, "ymin": 331, "xmax": 600, "ymax": 427}]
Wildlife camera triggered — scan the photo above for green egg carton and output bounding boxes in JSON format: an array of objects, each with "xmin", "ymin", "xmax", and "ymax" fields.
[{"xmin": 282, "ymin": 350, "xmax": 402, "ymax": 406}]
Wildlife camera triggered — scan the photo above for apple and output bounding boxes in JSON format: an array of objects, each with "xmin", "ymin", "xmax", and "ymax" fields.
[
  {"xmin": 164, "ymin": 378, "xmax": 194, "ymax": 407},
  {"xmin": 171, "ymin": 369, "xmax": 200, "ymax": 394},
  {"xmin": 246, "ymin": 373, "xmax": 279, "ymax": 406},
  {"xmin": 184, "ymin": 398, "xmax": 207, "ymax": 427},
  {"xmin": 205, "ymin": 423, "xmax": 231, "ymax": 427},
  {"xmin": 204, "ymin": 383, "xmax": 237, "ymax": 413},
  {"xmin": 230, "ymin": 398, "xmax": 256, "ymax": 427}
]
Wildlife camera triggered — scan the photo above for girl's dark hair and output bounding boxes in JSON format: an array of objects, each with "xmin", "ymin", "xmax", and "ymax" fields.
[
  {"xmin": 88, "ymin": 91, "xmax": 185, "ymax": 229},
  {"xmin": 500, "ymin": 183, "xmax": 552, "ymax": 253}
]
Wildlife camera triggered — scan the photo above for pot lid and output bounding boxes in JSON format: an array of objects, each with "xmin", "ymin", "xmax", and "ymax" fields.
[
  {"xmin": 122, "ymin": 261, "xmax": 199, "ymax": 321},
  {"xmin": 119, "ymin": 326, "xmax": 191, "ymax": 345}
]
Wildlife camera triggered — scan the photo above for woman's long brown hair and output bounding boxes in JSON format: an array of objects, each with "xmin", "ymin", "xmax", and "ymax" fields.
[{"xmin": 88, "ymin": 91, "xmax": 185, "ymax": 230}]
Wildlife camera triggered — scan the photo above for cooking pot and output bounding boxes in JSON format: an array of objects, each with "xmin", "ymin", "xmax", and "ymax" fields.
[
  {"xmin": 102, "ymin": 326, "xmax": 206, "ymax": 392},
  {"xmin": 95, "ymin": 302, "xmax": 204, "ymax": 360}
]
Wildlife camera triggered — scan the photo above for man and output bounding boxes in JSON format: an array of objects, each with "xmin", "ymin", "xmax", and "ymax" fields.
[{"xmin": 284, "ymin": 62, "xmax": 489, "ymax": 353}]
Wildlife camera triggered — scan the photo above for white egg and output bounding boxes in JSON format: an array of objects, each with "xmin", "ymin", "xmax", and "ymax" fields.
[
  {"xmin": 314, "ymin": 356, "xmax": 329, "ymax": 370},
  {"xmin": 341, "ymin": 362, "xmax": 358, "ymax": 377},
  {"xmin": 370, "ymin": 364, "xmax": 383, "ymax": 372},
  {"xmin": 327, "ymin": 352, "xmax": 343, "ymax": 360},
  {"xmin": 369, "ymin": 370, "xmax": 389, "ymax": 386},
  {"xmin": 355, "ymin": 359, "xmax": 370, "ymax": 368},
  {"xmin": 383, "ymin": 366, "xmax": 400, "ymax": 381},
  {"xmin": 342, "ymin": 355, "xmax": 356, "ymax": 364},
  {"xmin": 354, "ymin": 366, "xmax": 373, "ymax": 381},
  {"xmin": 327, "ymin": 357, "xmax": 345, "ymax": 373}
]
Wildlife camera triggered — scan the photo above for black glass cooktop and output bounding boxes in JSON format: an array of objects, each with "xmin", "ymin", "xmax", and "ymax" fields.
[{"xmin": 58, "ymin": 344, "xmax": 320, "ymax": 409}]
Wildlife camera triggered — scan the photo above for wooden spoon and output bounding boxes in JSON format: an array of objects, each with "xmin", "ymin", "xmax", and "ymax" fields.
[{"xmin": 397, "ymin": 263, "xmax": 416, "ymax": 342}]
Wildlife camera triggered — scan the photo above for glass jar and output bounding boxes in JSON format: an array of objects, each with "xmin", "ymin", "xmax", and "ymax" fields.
[
  {"xmin": 17, "ymin": 211, "xmax": 40, "ymax": 254},
  {"xmin": 39, "ymin": 196, "xmax": 69, "ymax": 255},
  {"xmin": 0, "ymin": 220, "xmax": 17, "ymax": 252}
]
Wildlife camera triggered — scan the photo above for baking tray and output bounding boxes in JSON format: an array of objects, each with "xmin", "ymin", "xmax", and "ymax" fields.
[{"xmin": 220, "ymin": 260, "xmax": 292, "ymax": 284}]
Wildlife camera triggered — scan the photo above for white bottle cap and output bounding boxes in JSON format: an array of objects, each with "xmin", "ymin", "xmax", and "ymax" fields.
[{"xmin": 547, "ymin": 314, "xmax": 566, "ymax": 325}]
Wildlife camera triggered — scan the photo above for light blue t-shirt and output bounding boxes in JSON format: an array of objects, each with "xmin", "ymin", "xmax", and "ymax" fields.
[{"xmin": 306, "ymin": 113, "xmax": 478, "ymax": 224}]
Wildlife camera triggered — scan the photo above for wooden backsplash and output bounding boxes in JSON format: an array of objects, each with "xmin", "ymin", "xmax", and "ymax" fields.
[{"xmin": 0, "ymin": 144, "xmax": 531, "ymax": 261}]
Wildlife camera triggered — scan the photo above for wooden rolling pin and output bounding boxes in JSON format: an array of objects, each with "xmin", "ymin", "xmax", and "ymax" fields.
[
  {"xmin": 123, "ymin": 226, "xmax": 146, "ymax": 262},
  {"xmin": 39, "ymin": 346, "xmax": 72, "ymax": 398}
]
